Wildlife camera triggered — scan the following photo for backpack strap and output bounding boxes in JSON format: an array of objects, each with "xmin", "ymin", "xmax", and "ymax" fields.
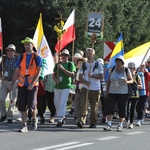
[
  {"xmin": 82, "ymin": 62, "xmax": 87, "ymax": 75},
  {"xmin": 82, "ymin": 61, "xmax": 99, "ymax": 75},
  {"xmin": 93, "ymin": 61, "xmax": 99, "ymax": 72},
  {"xmin": 111, "ymin": 66, "xmax": 116, "ymax": 73}
]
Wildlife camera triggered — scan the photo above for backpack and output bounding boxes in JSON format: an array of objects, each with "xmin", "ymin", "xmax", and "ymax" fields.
[
  {"xmin": 111, "ymin": 67, "xmax": 138, "ymax": 96},
  {"xmin": 82, "ymin": 61, "xmax": 99, "ymax": 75}
]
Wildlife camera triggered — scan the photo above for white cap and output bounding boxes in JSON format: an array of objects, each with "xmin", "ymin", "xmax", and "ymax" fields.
[
  {"xmin": 115, "ymin": 55, "xmax": 125, "ymax": 64},
  {"xmin": 73, "ymin": 53, "xmax": 82, "ymax": 58},
  {"xmin": 97, "ymin": 58, "xmax": 104, "ymax": 65},
  {"xmin": 61, "ymin": 49, "xmax": 70, "ymax": 56},
  {"xmin": 86, "ymin": 48, "xmax": 95, "ymax": 54},
  {"xmin": 128, "ymin": 62, "xmax": 136, "ymax": 68},
  {"xmin": 6, "ymin": 44, "xmax": 16, "ymax": 51}
]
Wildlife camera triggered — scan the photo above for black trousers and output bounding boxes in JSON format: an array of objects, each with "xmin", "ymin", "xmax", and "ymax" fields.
[
  {"xmin": 45, "ymin": 90, "xmax": 56, "ymax": 117},
  {"xmin": 37, "ymin": 95, "xmax": 46, "ymax": 118},
  {"xmin": 126, "ymin": 97, "xmax": 139, "ymax": 123},
  {"xmin": 136, "ymin": 95, "xmax": 147, "ymax": 120},
  {"xmin": 107, "ymin": 93, "xmax": 128, "ymax": 118}
]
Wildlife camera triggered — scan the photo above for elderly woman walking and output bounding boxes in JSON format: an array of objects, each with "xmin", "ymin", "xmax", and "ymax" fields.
[{"xmin": 103, "ymin": 55, "xmax": 133, "ymax": 132}]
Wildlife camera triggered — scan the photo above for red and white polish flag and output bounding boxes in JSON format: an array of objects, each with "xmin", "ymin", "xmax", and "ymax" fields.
[{"xmin": 55, "ymin": 9, "xmax": 76, "ymax": 52}]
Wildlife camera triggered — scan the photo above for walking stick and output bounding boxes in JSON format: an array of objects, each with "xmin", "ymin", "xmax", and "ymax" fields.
[{"xmin": 85, "ymin": 33, "xmax": 97, "ymax": 103}]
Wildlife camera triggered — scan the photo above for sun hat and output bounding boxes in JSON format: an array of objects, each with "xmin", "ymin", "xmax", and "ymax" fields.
[
  {"xmin": 61, "ymin": 49, "xmax": 70, "ymax": 56},
  {"xmin": 6, "ymin": 44, "xmax": 16, "ymax": 51},
  {"xmin": 128, "ymin": 62, "xmax": 136, "ymax": 68},
  {"xmin": 73, "ymin": 53, "xmax": 82, "ymax": 58},
  {"xmin": 86, "ymin": 48, "xmax": 95, "ymax": 54},
  {"xmin": 115, "ymin": 55, "xmax": 125, "ymax": 64},
  {"xmin": 21, "ymin": 37, "xmax": 34, "ymax": 45}
]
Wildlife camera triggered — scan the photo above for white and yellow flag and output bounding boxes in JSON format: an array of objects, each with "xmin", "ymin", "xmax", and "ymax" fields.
[
  {"xmin": 124, "ymin": 42, "xmax": 150, "ymax": 67},
  {"xmin": 33, "ymin": 13, "xmax": 54, "ymax": 75}
]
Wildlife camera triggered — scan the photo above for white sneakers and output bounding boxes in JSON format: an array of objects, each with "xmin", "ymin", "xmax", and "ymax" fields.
[
  {"xmin": 136, "ymin": 121, "xmax": 141, "ymax": 127},
  {"xmin": 128, "ymin": 123, "xmax": 133, "ymax": 129}
]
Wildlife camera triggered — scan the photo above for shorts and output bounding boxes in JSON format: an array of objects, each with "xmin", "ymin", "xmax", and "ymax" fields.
[{"xmin": 17, "ymin": 86, "xmax": 38, "ymax": 111}]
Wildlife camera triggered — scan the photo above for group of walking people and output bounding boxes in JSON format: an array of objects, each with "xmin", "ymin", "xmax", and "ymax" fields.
[{"xmin": 0, "ymin": 37, "xmax": 150, "ymax": 133}]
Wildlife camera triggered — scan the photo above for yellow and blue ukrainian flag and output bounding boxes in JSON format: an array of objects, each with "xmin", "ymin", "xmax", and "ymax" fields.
[{"xmin": 105, "ymin": 33, "xmax": 124, "ymax": 81}]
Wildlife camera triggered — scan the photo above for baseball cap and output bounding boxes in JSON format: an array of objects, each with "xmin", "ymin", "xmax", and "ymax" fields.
[
  {"xmin": 61, "ymin": 49, "xmax": 70, "ymax": 56},
  {"xmin": 21, "ymin": 37, "xmax": 34, "ymax": 45}
]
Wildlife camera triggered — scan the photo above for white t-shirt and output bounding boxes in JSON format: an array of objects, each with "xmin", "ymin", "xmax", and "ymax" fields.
[{"xmin": 79, "ymin": 61, "xmax": 103, "ymax": 90}]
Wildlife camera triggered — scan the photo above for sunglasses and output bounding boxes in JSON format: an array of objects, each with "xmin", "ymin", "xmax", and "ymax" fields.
[
  {"xmin": 7, "ymin": 50, "xmax": 14, "ymax": 52},
  {"xmin": 61, "ymin": 54, "xmax": 69, "ymax": 57}
]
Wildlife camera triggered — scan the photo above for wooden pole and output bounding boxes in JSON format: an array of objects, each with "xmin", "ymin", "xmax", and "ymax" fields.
[
  {"xmin": 72, "ymin": 40, "xmax": 75, "ymax": 62},
  {"xmin": 85, "ymin": 33, "xmax": 97, "ymax": 103},
  {"xmin": 55, "ymin": 14, "xmax": 67, "ymax": 79}
]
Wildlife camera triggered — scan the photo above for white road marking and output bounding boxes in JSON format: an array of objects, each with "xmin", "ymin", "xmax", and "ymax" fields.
[
  {"xmin": 125, "ymin": 131, "xmax": 144, "ymax": 135},
  {"xmin": 98, "ymin": 136, "xmax": 120, "ymax": 140},
  {"xmin": 33, "ymin": 142, "xmax": 80, "ymax": 150},
  {"xmin": 54, "ymin": 143, "xmax": 93, "ymax": 150}
]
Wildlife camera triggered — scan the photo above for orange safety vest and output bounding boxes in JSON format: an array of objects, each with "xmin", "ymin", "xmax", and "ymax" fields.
[{"xmin": 18, "ymin": 52, "xmax": 39, "ymax": 87}]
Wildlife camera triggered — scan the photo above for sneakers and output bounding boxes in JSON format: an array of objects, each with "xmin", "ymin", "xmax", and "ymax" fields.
[
  {"xmin": 49, "ymin": 117, "xmax": 55, "ymax": 123},
  {"xmin": 128, "ymin": 123, "xmax": 133, "ymax": 129},
  {"xmin": 103, "ymin": 125, "xmax": 112, "ymax": 131},
  {"xmin": 56, "ymin": 117, "xmax": 66, "ymax": 127},
  {"xmin": 7, "ymin": 119, "xmax": 13, "ymax": 124},
  {"xmin": 117, "ymin": 126, "xmax": 123, "ymax": 132},
  {"xmin": 77, "ymin": 121, "xmax": 83, "ymax": 128},
  {"xmin": 19, "ymin": 124, "xmax": 28, "ymax": 133},
  {"xmin": 32, "ymin": 118, "xmax": 38, "ymax": 130},
  {"xmin": 0, "ymin": 116, "xmax": 6, "ymax": 122},
  {"xmin": 89, "ymin": 124, "xmax": 96, "ymax": 128},
  {"xmin": 136, "ymin": 121, "xmax": 141, "ymax": 127}
]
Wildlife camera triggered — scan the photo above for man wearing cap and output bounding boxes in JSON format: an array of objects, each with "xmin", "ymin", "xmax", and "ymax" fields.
[
  {"xmin": 0, "ymin": 44, "xmax": 18, "ymax": 123},
  {"xmin": 10, "ymin": 37, "xmax": 42, "ymax": 132},
  {"xmin": 77, "ymin": 48, "xmax": 103, "ymax": 128},
  {"xmin": 53, "ymin": 49, "xmax": 76, "ymax": 127}
]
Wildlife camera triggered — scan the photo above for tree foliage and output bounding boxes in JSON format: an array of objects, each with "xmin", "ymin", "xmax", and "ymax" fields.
[{"xmin": 0, "ymin": 0, "xmax": 150, "ymax": 58}]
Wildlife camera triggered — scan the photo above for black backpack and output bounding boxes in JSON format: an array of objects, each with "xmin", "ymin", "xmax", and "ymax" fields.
[{"xmin": 82, "ymin": 61, "xmax": 99, "ymax": 75}]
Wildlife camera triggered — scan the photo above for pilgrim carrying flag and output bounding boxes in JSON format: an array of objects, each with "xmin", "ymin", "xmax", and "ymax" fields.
[
  {"xmin": 0, "ymin": 18, "xmax": 3, "ymax": 50},
  {"xmin": 105, "ymin": 33, "xmax": 124, "ymax": 80},
  {"xmin": 55, "ymin": 9, "xmax": 76, "ymax": 52},
  {"xmin": 33, "ymin": 13, "xmax": 54, "ymax": 75}
]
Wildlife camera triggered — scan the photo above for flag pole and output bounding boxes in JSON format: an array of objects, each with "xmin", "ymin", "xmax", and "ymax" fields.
[
  {"xmin": 54, "ymin": 14, "xmax": 67, "ymax": 79},
  {"xmin": 71, "ymin": 40, "xmax": 75, "ymax": 61},
  {"xmin": 139, "ymin": 46, "xmax": 150, "ymax": 66},
  {"xmin": 0, "ymin": 18, "xmax": 4, "ymax": 76}
]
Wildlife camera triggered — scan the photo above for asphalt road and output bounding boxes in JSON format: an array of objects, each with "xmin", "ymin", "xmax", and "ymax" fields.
[{"xmin": 1, "ymin": 110, "xmax": 150, "ymax": 150}]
